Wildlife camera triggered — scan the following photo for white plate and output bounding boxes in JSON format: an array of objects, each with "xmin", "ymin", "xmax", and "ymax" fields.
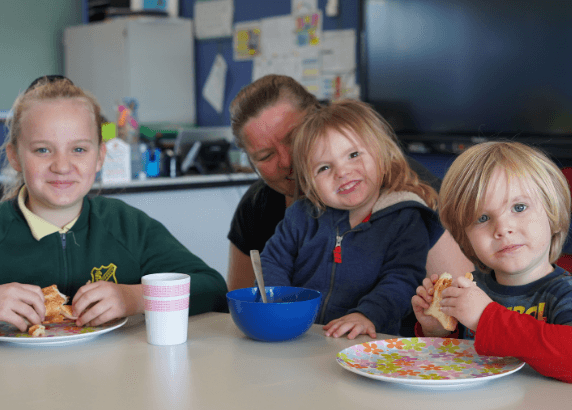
[
  {"xmin": 337, "ymin": 337, "xmax": 525, "ymax": 387},
  {"xmin": 0, "ymin": 318, "xmax": 128, "ymax": 346}
]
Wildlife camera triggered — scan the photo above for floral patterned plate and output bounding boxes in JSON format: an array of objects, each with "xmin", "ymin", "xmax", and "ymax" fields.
[
  {"xmin": 0, "ymin": 318, "xmax": 127, "ymax": 346},
  {"xmin": 337, "ymin": 337, "xmax": 524, "ymax": 387}
]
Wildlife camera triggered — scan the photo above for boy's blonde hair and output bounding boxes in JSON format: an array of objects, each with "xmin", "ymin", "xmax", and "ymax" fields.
[
  {"xmin": 0, "ymin": 77, "xmax": 103, "ymax": 201},
  {"xmin": 440, "ymin": 141, "xmax": 571, "ymax": 272},
  {"xmin": 292, "ymin": 99, "xmax": 438, "ymax": 212}
]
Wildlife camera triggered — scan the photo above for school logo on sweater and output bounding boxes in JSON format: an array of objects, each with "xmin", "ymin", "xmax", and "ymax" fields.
[{"xmin": 90, "ymin": 264, "xmax": 118, "ymax": 284}]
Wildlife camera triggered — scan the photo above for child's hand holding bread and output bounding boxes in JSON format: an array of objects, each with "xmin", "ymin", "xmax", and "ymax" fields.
[{"xmin": 412, "ymin": 272, "xmax": 489, "ymax": 336}]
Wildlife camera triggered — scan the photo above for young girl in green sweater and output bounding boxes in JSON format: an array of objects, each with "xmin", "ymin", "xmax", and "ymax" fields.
[{"xmin": 0, "ymin": 76, "xmax": 227, "ymax": 332}]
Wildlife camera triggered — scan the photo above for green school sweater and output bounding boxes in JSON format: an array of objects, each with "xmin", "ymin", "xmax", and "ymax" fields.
[{"xmin": 0, "ymin": 196, "xmax": 228, "ymax": 314}]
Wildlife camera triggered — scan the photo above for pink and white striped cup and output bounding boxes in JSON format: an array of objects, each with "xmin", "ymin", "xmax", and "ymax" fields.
[{"xmin": 142, "ymin": 273, "xmax": 190, "ymax": 345}]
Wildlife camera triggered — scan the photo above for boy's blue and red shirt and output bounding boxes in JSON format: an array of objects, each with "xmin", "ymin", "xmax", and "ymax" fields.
[{"xmin": 462, "ymin": 265, "xmax": 572, "ymax": 339}]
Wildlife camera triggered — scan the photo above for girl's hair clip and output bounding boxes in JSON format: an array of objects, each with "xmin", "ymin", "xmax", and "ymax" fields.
[{"xmin": 25, "ymin": 75, "xmax": 74, "ymax": 93}]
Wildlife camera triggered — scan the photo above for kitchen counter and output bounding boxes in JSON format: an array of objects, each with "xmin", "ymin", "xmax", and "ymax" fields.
[{"xmin": 90, "ymin": 172, "xmax": 259, "ymax": 195}]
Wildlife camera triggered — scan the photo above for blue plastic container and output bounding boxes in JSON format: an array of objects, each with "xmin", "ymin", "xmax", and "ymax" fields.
[{"xmin": 226, "ymin": 286, "xmax": 322, "ymax": 342}]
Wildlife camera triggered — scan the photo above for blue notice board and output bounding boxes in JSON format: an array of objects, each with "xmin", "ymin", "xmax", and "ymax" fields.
[{"xmin": 178, "ymin": 0, "xmax": 359, "ymax": 127}]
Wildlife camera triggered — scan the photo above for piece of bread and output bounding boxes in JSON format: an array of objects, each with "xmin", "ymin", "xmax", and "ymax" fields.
[
  {"xmin": 423, "ymin": 272, "xmax": 474, "ymax": 331},
  {"xmin": 28, "ymin": 324, "xmax": 46, "ymax": 337},
  {"xmin": 26, "ymin": 285, "xmax": 78, "ymax": 335},
  {"xmin": 60, "ymin": 304, "xmax": 78, "ymax": 320},
  {"xmin": 424, "ymin": 273, "xmax": 457, "ymax": 331},
  {"xmin": 42, "ymin": 285, "xmax": 69, "ymax": 317},
  {"xmin": 43, "ymin": 314, "xmax": 66, "ymax": 324}
]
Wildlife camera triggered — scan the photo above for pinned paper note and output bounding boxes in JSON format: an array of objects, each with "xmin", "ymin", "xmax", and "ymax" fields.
[
  {"xmin": 194, "ymin": 0, "xmax": 233, "ymax": 39},
  {"xmin": 202, "ymin": 54, "xmax": 228, "ymax": 114},
  {"xmin": 260, "ymin": 16, "xmax": 295, "ymax": 57},
  {"xmin": 292, "ymin": 0, "xmax": 318, "ymax": 14},
  {"xmin": 321, "ymin": 29, "xmax": 357, "ymax": 73}
]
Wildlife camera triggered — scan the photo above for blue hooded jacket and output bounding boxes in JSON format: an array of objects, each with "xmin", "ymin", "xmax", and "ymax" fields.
[{"xmin": 260, "ymin": 190, "xmax": 444, "ymax": 335}]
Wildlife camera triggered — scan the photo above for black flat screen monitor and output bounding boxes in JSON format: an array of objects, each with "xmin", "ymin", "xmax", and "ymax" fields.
[{"xmin": 361, "ymin": 0, "xmax": 572, "ymax": 140}]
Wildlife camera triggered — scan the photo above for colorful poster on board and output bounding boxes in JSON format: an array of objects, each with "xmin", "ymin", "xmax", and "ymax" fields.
[
  {"xmin": 295, "ymin": 10, "xmax": 322, "ymax": 47},
  {"xmin": 234, "ymin": 21, "xmax": 261, "ymax": 60}
]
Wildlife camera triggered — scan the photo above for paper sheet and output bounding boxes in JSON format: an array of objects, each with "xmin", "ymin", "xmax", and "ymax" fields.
[
  {"xmin": 253, "ymin": 53, "xmax": 303, "ymax": 82},
  {"xmin": 321, "ymin": 29, "xmax": 356, "ymax": 73},
  {"xmin": 202, "ymin": 54, "xmax": 228, "ymax": 113},
  {"xmin": 292, "ymin": 0, "xmax": 318, "ymax": 14},
  {"xmin": 260, "ymin": 15, "xmax": 295, "ymax": 57},
  {"xmin": 194, "ymin": 0, "xmax": 234, "ymax": 39}
]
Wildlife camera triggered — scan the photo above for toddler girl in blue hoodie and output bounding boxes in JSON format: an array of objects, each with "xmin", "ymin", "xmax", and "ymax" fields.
[{"xmin": 260, "ymin": 99, "xmax": 443, "ymax": 339}]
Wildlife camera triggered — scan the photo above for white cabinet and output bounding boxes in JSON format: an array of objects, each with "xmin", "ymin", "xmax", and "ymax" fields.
[{"xmin": 64, "ymin": 18, "xmax": 195, "ymax": 124}]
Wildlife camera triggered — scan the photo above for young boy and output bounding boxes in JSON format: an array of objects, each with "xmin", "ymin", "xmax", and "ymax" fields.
[{"xmin": 412, "ymin": 141, "xmax": 572, "ymax": 383}]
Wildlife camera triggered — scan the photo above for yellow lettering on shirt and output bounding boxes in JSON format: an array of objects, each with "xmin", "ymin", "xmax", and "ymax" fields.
[
  {"xmin": 90, "ymin": 264, "xmax": 118, "ymax": 283},
  {"xmin": 511, "ymin": 306, "xmax": 525, "ymax": 314},
  {"xmin": 507, "ymin": 303, "xmax": 547, "ymax": 322}
]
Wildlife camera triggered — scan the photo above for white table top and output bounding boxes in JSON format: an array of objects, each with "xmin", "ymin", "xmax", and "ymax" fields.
[{"xmin": 1, "ymin": 312, "xmax": 570, "ymax": 410}]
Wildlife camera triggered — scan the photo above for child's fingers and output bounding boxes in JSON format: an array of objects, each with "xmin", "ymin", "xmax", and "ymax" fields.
[
  {"xmin": 71, "ymin": 281, "xmax": 96, "ymax": 306},
  {"xmin": 329, "ymin": 322, "xmax": 354, "ymax": 338},
  {"xmin": 415, "ymin": 285, "xmax": 433, "ymax": 304},
  {"xmin": 346, "ymin": 322, "xmax": 376, "ymax": 340},
  {"xmin": 455, "ymin": 276, "xmax": 475, "ymax": 288},
  {"xmin": 347, "ymin": 324, "xmax": 365, "ymax": 340},
  {"xmin": 8, "ymin": 314, "xmax": 30, "ymax": 333},
  {"xmin": 76, "ymin": 298, "xmax": 113, "ymax": 327},
  {"xmin": 322, "ymin": 321, "xmax": 334, "ymax": 331},
  {"xmin": 19, "ymin": 283, "xmax": 45, "ymax": 303},
  {"xmin": 80, "ymin": 306, "xmax": 116, "ymax": 327},
  {"xmin": 412, "ymin": 294, "xmax": 430, "ymax": 311},
  {"xmin": 323, "ymin": 320, "xmax": 343, "ymax": 337},
  {"xmin": 421, "ymin": 277, "xmax": 436, "ymax": 295},
  {"xmin": 16, "ymin": 288, "xmax": 46, "ymax": 321},
  {"xmin": 428, "ymin": 273, "xmax": 440, "ymax": 283}
]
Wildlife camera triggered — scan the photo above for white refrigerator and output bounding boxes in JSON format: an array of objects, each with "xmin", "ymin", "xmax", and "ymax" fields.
[{"xmin": 64, "ymin": 17, "xmax": 195, "ymax": 125}]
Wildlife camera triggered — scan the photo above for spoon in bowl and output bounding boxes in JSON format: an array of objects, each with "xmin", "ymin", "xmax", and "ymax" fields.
[{"xmin": 250, "ymin": 250, "xmax": 268, "ymax": 303}]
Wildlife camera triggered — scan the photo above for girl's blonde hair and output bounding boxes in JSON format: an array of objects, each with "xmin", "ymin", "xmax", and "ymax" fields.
[
  {"xmin": 439, "ymin": 141, "xmax": 571, "ymax": 272},
  {"xmin": 0, "ymin": 77, "xmax": 103, "ymax": 201},
  {"xmin": 292, "ymin": 99, "xmax": 438, "ymax": 213}
]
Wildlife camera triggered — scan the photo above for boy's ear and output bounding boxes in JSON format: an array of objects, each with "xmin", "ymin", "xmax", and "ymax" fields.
[
  {"xmin": 6, "ymin": 143, "xmax": 22, "ymax": 172},
  {"xmin": 96, "ymin": 142, "xmax": 107, "ymax": 173}
]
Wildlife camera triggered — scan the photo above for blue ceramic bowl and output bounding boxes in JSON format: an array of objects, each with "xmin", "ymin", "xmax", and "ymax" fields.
[{"xmin": 226, "ymin": 286, "xmax": 322, "ymax": 342}]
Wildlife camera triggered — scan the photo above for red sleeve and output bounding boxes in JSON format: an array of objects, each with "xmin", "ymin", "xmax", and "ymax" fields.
[{"xmin": 474, "ymin": 302, "xmax": 572, "ymax": 383}]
